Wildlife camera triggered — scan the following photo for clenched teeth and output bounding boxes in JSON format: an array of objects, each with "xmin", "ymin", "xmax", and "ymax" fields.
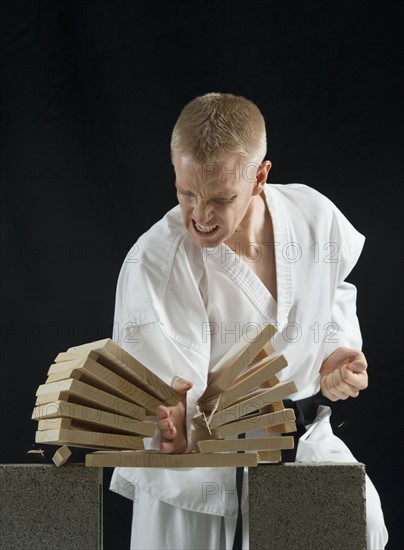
[{"xmin": 195, "ymin": 222, "xmax": 218, "ymax": 233}]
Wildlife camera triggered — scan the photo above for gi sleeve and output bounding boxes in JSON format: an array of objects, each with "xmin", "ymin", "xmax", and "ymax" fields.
[
  {"xmin": 322, "ymin": 199, "xmax": 366, "ymax": 362},
  {"xmin": 115, "ymin": 319, "xmax": 207, "ymax": 452},
  {"xmin": 112, "ymin": 241, "xmax": 210, "ymax": 452}
]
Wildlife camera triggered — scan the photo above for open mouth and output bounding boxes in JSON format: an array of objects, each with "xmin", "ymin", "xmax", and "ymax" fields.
[{"xmin": 192, "ymin": 220, "xmax": 219, "ymax": 235}]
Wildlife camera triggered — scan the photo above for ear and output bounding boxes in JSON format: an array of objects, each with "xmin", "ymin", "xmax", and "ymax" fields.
[{"xmin": 252, "ymin": 161, "xmax": 272, "ymax": 195}]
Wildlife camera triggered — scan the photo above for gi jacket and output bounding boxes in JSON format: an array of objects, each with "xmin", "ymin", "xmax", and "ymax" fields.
[{"xmin": 110, "ymin": 183, "xmax": 365, "ymax": 516}]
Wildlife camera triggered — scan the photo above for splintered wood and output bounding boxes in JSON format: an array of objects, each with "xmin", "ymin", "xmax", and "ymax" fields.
[{"xmin": 33, "ymin": 324, "xmax": 298, "ymax": 467}]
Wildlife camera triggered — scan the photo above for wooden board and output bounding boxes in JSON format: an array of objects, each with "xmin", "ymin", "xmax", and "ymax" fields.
[
  {"xmin": 32, "ymin": 331, "xmax": 297, "ymax": 459},
  {"xmin": 265, "ymin": 421, "xmax": 297, "ymax": 434},
  {"xmin": 52, "ymin": 445, "xmax": 71, "ymax": 467},
  {"xmin": 200, "ymin": 324, "xmax": 276, "ymax": 401},
  {"xmin": 250, "ymin": 342, "xmax": 275, "ymax": 364},
  {"xmin": 259, "ymin": 372, "xmax": 282, "ymax": 394},
  {"xmin": 201, "ymin": 380, "xmax": 298, "ymax": 430},
  {"xmin": 85, "ymin": 450, "xmax": 258, "ymax": 468},
  {"xmin": 35, "ymin": 379, "xmax": 145, "ymax": 421},
  {"xmin": 229, "ymin": 355, "xmax": 286, "ymax": 388},
  {"xmin": 199, "ymin": 355, "xmax": 288, "ymax": 412},
  {"xmin": 32, "ymin": 400, "xmax": 154, "ymax": 436},
  {"xmin": 46, "ymin": 356, "xmax": 161, "ymax": 414},
  {"xmin": 196, "ymin": 436, "xmax": 294, "ymax": 453},
  {"xmin": 258, "ymin": 373, "xmax": 292, "ymax": 434},
  {"xmin": 209, "ymin": 408, "xmax": 296, "ymax": 439},
  {"xmin": 36, "ymin": 414, "xmax": 155, "ymax": 438},
  {"xmin": 54, "ymin": 339, "xmax": 182, "ymax": 406},
  {"xmin": 38, "ymin": 418, "xmax": 72, "ymax": 431},
  {"xmin": 35, "ymin": 427, "xmax": 145, "ymax": 450},
  {"xmin": 265, "ymin": 406, "xmax": 295, "ymax": 433},
  {"xmin": 257, "ymin": 450, "xmax": 282, "ymax": 463}
]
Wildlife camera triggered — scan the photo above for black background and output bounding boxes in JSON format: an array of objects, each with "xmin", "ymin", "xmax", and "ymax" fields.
[{"xmin": 1, "ymin": 1, "xmax": 402, "ymax": 548}]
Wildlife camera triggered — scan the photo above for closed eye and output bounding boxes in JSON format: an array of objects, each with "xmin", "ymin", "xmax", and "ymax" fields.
[
  {"xmin": 176, "ymin": 186, "xmax": 194, "ymax": 197},
  {"xmin": 214, "ymin": 196, "xmax": 237, "ymax": 204}
]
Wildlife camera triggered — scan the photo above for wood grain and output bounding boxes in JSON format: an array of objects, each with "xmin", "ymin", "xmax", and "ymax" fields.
[
  {"xmin": 249, "ymin": 342, "xmax": 275, "ymax": 364},
  {"xmin": 196, "ymin": 436, "xmax": 294, "ymax": 453},
  {"xmin": 200, "ymin": 324, "xmax": 276, "ymax": 401},
  {"xmin": 85, "ymin": 450, "xmax": 258, "ymax": 468},
  {"xmin": 36, "ymin": 427, "xmax": 145, "ymax": 450},
  {"xmin": 54, "ymin": 339, "xmax": 182, "ymax": 406},
  {"xmin": 203, "ymin": 381, "xmax": 298, "ymax": 429},
  {"xmin": 46, "ymin": 356, "xmax": 161, "ymax": 414},
  {"xmin": 257, "ymin": 450, "xmax": 282, "ymax": 463},
  {"xmin": 210, "ymin": 408, "xmax": 296, "ymax": 439},
  {"xmin": 52, "ymin": 445, "xmax": 72, "ymax": 467},
  {"xmin": 35, "ymin": 379, "xmax": 145, "ymax": 420},
  {"xmin": 32, "ymin": 400, "xmax": 154, "ymax": 436},
  {"xmin": 199, "ymin": 355, "xmax": 288, "ymax": 412}
]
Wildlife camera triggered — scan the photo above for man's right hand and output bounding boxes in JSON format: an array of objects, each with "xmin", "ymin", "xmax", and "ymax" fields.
[{"xmin": 156, "ymin": 377, "xmax": 193, "ymax": 454}]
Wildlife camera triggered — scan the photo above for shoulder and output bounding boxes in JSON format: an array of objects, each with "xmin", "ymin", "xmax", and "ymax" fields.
[
  {"xmin": 266, "ymin": 183, "xmax": 365, "ymax": 279},
  {"xmin": 124, "ymin": 204, "xmax": 187, "ymax": 275},
  {"xmin": 265, "ymin": 183, "xmax": 359, "ymax": 231},
  {"xmin": 135, "ymin": 204, "xmax": 186, "ymax": 257},
  {"xmin": 266, "ymin": 183, "xmax": 334, "ymax": 212},
  {"xmin": 116, "ymin": 205, "xmax": 187, "ymax": 316}
]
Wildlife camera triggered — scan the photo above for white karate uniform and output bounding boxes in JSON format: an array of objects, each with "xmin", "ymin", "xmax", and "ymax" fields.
[{"xmin": 110, "ymin": 183, "xmax": 388, "ymax": 549}]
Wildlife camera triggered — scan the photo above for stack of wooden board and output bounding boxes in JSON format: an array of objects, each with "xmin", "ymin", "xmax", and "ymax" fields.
[
  {"xmin": 192, "ymin": 323, "xmax": 298, "ymax": 463},
  {"xmin": 32, "ymin": 338, "xmax": 182, "ymax": 451},
  {"xmin": 83, "ymin": 324, "xmax": 298, "ymax": 468}
]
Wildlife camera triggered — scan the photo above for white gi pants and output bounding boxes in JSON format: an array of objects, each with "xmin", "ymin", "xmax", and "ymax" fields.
[{"xmin": 125, "ymin": 407, "xmax": 388, "ymax": 550}]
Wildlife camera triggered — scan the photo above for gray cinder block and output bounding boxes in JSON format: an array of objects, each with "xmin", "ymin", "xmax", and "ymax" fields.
[
  {"xmin": 0, "ymin": 464, "xmax": 102, "ymax": 550},
  {"xmin": 249, "ymin": 462, "xmax": 366, "ymax": 550}
]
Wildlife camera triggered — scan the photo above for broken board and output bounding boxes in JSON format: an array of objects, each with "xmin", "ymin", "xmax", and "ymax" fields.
[
  {"xmin": 200, "ymin": 324, "xmax": 276, "ymax": 401},
  {"xmin": 52, "ymin": 445, "xmax": 72, "ymax": 467},
  {"xmin": 196, "ymin": 381, "xmax": 297, "ymax": 430},
  {"xmin": 32, "ymin": 322, "xmax": 297, "ymax": 465},
  {"xmin": 199, "ymin": 355, "xmax": 288, "ymax": 412}
]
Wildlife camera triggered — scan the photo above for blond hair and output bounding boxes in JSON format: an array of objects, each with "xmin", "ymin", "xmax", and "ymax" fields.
[{"xmin": 170, "ymin": 92, "xmax": 267, "ymax": 165}]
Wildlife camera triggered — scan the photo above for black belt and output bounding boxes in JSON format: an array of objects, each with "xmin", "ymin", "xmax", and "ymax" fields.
[
  {"xmin": 282, "ymin": 391, "xmax": 332, "ymax": 462},
  {"xmin": 232, "ymin": 391, "xmax": 332, "ymax": 550}
]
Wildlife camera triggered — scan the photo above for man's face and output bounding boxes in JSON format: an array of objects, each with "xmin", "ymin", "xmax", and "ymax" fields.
[{"xmin": 173, "ymin": 151, "xmax": 258, "ymax": 248}]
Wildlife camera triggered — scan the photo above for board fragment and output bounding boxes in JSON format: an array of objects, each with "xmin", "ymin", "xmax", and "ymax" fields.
[{"xmin": 52, "ymin": 445, "xmax": 72, "ymax": 467}]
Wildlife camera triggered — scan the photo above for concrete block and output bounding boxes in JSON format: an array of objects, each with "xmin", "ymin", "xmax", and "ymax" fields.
[
  {"xmin": 249, "ymin": 462, "xmax": 366, "ymax": 550},
  {"xmin": 0, "ymin": 464, "xmax": 102, "ymax": 550}
]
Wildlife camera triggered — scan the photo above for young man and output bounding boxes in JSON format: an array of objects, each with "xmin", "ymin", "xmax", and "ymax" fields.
[{"xmin": 110, "ymin": 93, "xmax": 388, "ymax": 549}]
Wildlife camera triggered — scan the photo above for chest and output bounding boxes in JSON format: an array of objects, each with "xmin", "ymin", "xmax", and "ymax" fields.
[
  {"xmin": 241, "ymin": 242, "xmax": 277, "ymax": 301},
  {"xmin": 200, "ymin": 246, "xmax": 279, "ymax": 367}
]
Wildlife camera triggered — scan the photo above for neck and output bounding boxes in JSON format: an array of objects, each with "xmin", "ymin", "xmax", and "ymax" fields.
[{"xmin": 225, "ymin": 193, "xmax": 270, "ymax": 256}]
